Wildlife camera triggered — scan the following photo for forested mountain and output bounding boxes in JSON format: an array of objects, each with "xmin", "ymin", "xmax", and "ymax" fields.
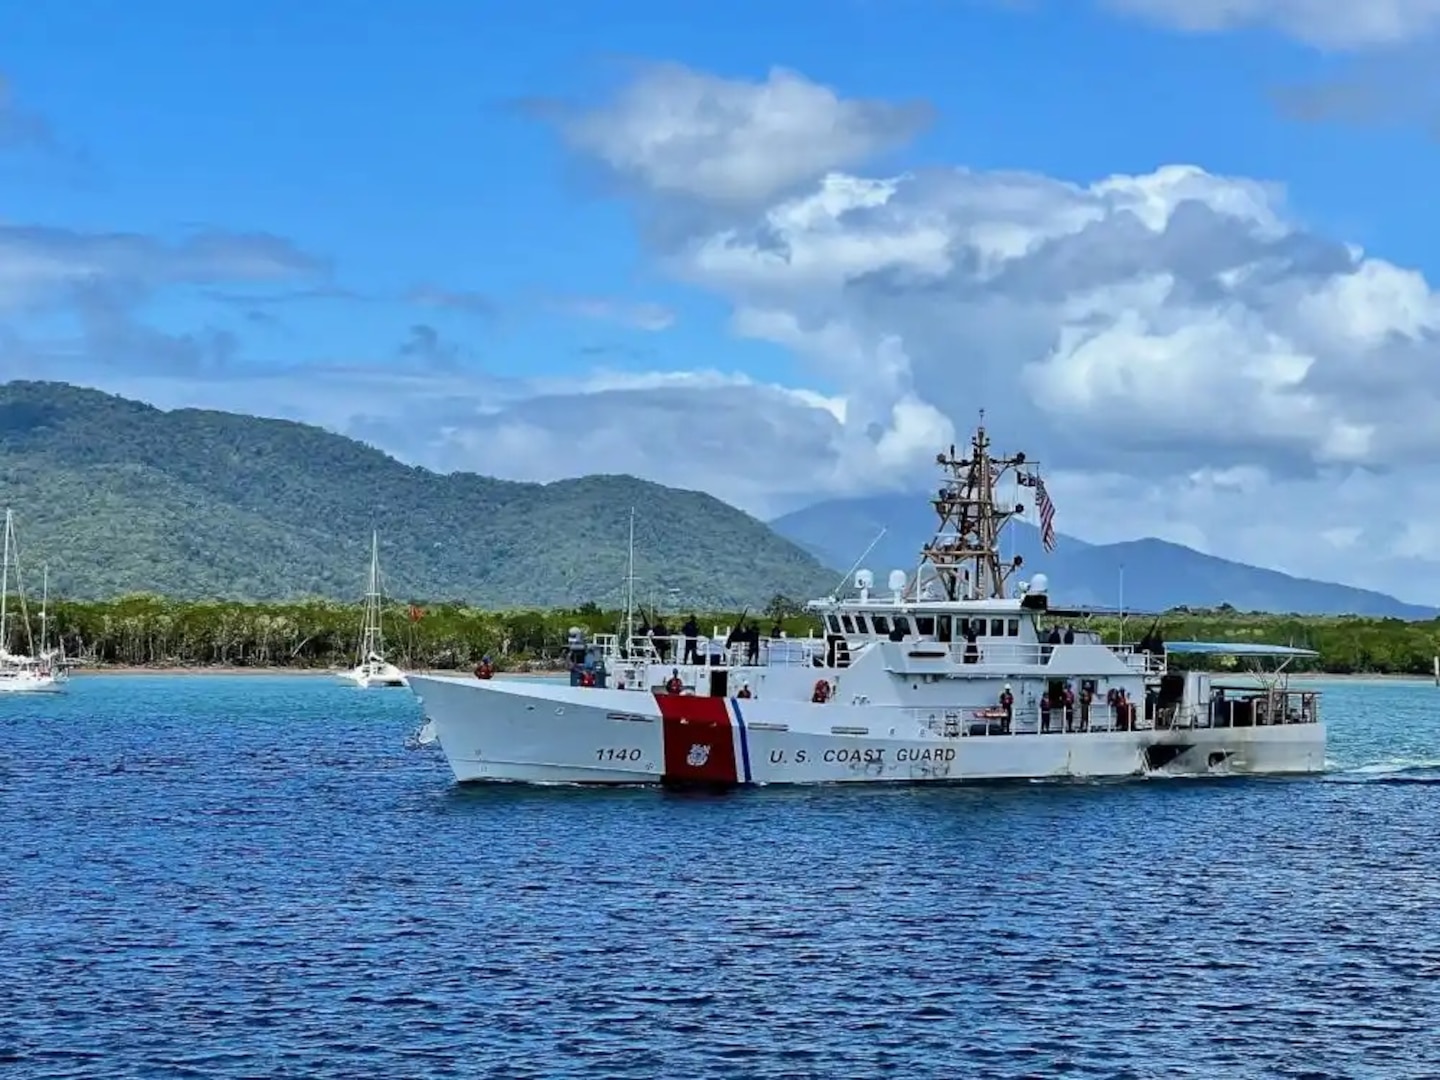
[{"xmin": 0, "ymin": 381, "xmax": 833, "ymax": 608}]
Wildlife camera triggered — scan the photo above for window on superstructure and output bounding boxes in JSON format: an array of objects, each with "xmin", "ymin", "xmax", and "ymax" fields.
[
  {"xmin": 841, "ymin": 615, "xmax": 856, "ymax": 633},
  {"xmin": 853, "ymin": 616, "xmax": 870, "ymax": 634},
  {"xmin": 915, "ymin": 616, "xmax": 935, "ymax": 636},
  {"xmin": 892, "ymin": 616, "xmax": 911, "ymax": 636},
  {"xmin": 990, "ymin": 619, "xmax": 1004, "ymax": 637},
  {"xmin": 936, "ymin": 615, "xmax": 952, "ymax": 643},
  {"xmin": 872, "ymin": 615, "xmax": 889, "ymax": 634},
  {"xmin": 1007, "ymin": 619, "xmax": 1020, "ymax": 637},
  {"xmin": 826, "ymin": 615, "xmax": 841, "ymax": 634}
]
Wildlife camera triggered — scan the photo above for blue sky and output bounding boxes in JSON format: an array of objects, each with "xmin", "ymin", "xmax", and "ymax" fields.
[
  {"xmin": 4, "ymin": 0, "xmax": 1440, "ymax": 597},
  {"xmin": 3, "ymin": 0, "xmax": 1434, "ymax": 379}
]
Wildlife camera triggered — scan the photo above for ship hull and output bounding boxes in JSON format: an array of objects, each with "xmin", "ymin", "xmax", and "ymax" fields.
[{"xmin": 407, "ymin": 676, "xmax": 1326, "ymax": 786}]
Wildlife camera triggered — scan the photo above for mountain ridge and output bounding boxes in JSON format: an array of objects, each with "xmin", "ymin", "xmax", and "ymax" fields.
[
  {"xmin": 769, "ymin": 493, "xmax": 1435, "ymax": 619},
  {"xmin": 0, "ymin": 380, "xmax": 835, "ymax": 607},
  {"xmin": 4, "ymin": 380, "xmax": 1430, "ymax": 618}
]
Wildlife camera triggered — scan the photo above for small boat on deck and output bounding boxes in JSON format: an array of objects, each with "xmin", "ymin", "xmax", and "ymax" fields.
[{"xmin": 406, "ymin": 423, "xmax": 1325, "ymax": 786}]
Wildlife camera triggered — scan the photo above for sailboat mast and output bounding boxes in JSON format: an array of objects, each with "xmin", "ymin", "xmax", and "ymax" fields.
[
  {"xmin": 39, "ymin": 564, "xmax": 48, "ymax": 655},
  {"xmin": 624, "ymin": 507, "xmax": 636, "ymax": 649},
  {"xmin": 0, "ymin": 510, "xmax": 10, "ymax": 650},
  {"xmin": 367, "ymin": 530, "xmax": 382, "ymax": 658}
]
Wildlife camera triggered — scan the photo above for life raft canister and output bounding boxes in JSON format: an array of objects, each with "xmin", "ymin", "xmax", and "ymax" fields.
[
  {"xmin": 812, "ymin": 679, "xmax": 830, "ymax": 704},
  {"xmin": 666, "ymin": 676, "xmax": 683, "ymax": 695},
  {"xmin": 474, "ymin": 660, "xmax": 494, "ymax": 680}
]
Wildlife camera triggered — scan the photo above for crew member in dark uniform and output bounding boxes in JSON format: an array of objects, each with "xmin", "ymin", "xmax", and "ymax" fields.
[
  {"xmin": 744, "ymin": 623, "xmax": 761, "ymax": 665},
  {"xmin": 681, "ymin": 615, "xmax": 700, "ymax": 665}
]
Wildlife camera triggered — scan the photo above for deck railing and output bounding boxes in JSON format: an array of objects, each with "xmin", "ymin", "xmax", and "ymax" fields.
[
  {"xmin": 906, "ymin": 703, "xmax": 1149, "ymax": 737},
  {"xmin": 584, "ymin": 632, "xmax": 1168, "ymax": 673}
]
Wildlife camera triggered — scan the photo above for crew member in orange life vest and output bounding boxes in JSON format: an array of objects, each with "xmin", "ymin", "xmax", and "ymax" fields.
[
  {"xmin": 580, "ymin": 667, "xmax": 596, "ymax": 688},
  {"xmin": 812, "ymin": 679, "xmax": 830, "ymax": 704},
  {"xmin": 999, "ymin": 683, "xmax": 1014, "ymax": 731},
  {"xmin": 1062, "ymin": 682, "xmax": 1076, "ymax": 731},
  {"xmin": 474, "ymin": 656, "xmax": 494, "ymax": 680},
  {"xmin": 665, "ymin": 668, "xmax": 684, "ymax": 695}
]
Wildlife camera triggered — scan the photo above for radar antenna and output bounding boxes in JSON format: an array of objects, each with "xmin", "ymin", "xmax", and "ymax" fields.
[{"xmin": 919, "ymin": 417, "xmax": 1037, "ymax": 601}]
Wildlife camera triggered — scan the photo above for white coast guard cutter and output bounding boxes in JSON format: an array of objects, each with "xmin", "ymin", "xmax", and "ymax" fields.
[{"xmin": 406, "ymin": 424, "xmax": 1325, "ymax": 786}]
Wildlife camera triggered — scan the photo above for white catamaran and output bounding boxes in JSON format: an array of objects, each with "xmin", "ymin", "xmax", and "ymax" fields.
[
  {"xmin": 0, "ymin": 509, "xmax": 66, "ymax": 694},
  {"xmin": 339, "ymin": 530, "xmax": 407, "ymax": 689},
  {"xmin": 407, "ymin": 422, "xmax": 1325, "ymax": 786}
]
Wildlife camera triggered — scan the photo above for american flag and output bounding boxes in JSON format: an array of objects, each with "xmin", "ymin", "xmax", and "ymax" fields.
[{"xmin": 1020, "ymin": 472, "xmax": 1058, "ymax": 553}]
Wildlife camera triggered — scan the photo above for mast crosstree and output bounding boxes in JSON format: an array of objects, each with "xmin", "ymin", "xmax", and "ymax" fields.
[{"xmin": 919, "ymin": 418, "xmax": 1038, "ymax": 601}]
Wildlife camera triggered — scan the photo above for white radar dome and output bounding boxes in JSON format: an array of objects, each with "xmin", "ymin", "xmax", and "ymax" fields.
[
  {"xmin": 855, "ymin": 569, "xmax": 874, "ymax": 589},
  {"xmin": 1028, "ymin": 573, "xmax": 1049, "ymax": 595},
  {"xmin": 887, "ymin": 569, "xmax": 907, "ymax": 592}
]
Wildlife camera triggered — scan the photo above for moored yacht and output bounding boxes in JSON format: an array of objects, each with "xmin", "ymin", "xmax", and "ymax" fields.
[
  {"xmin": 0, "ymin": 510, "xmax": 66, "ymax": 695},
  {"xmin": 339, "ymin": 531, "xmax": 408, "ymax": 689},
  {"xmin": 407, "ymin": 424, "xmax": 1324, "ymax": 785}
]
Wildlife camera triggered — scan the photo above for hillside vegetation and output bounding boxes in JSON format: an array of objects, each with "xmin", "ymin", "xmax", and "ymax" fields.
[
  {"xmin": 0, "ymin": 381, "xmax": 835, "ymax": 608},
  {"xmin": 16, "ymin": 596, "xmax": 1440, "ymax": 675}
]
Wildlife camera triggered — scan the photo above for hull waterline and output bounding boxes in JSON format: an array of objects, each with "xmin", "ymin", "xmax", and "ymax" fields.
[{"xmin": 408, "ymin": 675, "xmax": 1326, "ymax": 787}]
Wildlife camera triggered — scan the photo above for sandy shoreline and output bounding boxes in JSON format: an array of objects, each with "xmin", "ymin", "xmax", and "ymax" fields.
[{"xmin": 65, "ymin": 666, "xmax": 565, "ymax": 679}]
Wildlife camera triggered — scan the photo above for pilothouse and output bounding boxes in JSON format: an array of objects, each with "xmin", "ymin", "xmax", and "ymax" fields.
[{"xmin": 406, "ymin": 421, "xmax": 1326, "ymax": 786}]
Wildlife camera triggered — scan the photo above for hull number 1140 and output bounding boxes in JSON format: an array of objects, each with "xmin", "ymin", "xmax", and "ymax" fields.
[{"xmin": 596, "ymin": 748, "xmax": 643, "ymax": 762}]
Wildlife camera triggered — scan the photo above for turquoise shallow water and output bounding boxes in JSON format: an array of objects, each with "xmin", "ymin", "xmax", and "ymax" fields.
[{"xmin": 2, "ymin": 674, "xmax": 1438, "ymax": 1078}]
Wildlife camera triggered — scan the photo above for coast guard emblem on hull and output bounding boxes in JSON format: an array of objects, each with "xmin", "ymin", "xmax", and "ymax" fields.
[{"xmin": 687, "ymin": 744, "xmax": 711, "ymax": 767}]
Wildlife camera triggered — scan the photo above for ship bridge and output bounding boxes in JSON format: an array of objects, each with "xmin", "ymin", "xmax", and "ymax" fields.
[{"xmin": 805, "ymin": 569, "xmax": 1160, "ymax": 677}]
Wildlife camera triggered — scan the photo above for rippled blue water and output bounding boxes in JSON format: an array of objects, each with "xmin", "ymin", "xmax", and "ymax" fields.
[{"xmin": 2, "ymin": 674, "xmax": 1438, "ymax": 1078}]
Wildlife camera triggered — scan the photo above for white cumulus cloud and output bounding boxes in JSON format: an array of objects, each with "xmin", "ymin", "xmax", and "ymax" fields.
[{"xmin": 9, "ymin": 61, "xmax": 1440, "ymax": 602}]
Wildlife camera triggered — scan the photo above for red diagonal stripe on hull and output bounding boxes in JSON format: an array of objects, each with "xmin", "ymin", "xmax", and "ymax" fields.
[{"xmin": 654, "ymin": 693, "xmax": 740, "ymax": 785}]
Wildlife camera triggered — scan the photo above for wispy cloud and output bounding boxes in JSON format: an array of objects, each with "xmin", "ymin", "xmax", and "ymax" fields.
[
  {"xmin": 0, "ymin": 72, "xmax": 54, "ymax": 154},
  {"xmin": 1270, "ymin": 50, "xmax": 1440, "ymax": 137},
  {"xmin": 550, "ymin": 295, "xmax": 676, "ymax": 331},
  {"xmin": 205, "ymin": 284, "xmax": 367, "ymax": 306},
  {"xmin": 406, "ymin": 284, "xmax": 497, "ymax": 317}
]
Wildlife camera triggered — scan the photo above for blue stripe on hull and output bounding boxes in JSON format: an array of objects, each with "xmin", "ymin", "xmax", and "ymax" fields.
[{"xmin": 729, "ymin": 697, "xmax": 754, "ymax": 784}]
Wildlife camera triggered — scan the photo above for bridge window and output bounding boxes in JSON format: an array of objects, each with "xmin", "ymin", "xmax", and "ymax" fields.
[
  {"xmin": 915, "ymin": 616, "xmax": 935, "ymax": 636},
  {"xmin": 936, "ymin": 615, "xmax": 952, "ymax": 642},
  {"xmin": 853, "ymin": 616, "xmax": 871, "ymax": 634},
  {"xmin": 990, "ymin": 619, "xmax": 1005, "ymax": 637},
  {"xmin": 841, "ymin": 615, "xmax": 856, "ymax": 634},
  {"xmin": 872, "ymin": 615, "xmax": 890, "ymax": 633},
  {"xmin": 826, "ymin": 615, "xmax": 842, "ymax": 634},
  {"xmin": 1007, "ymin": 619, "xmax": 1020, "ymax": 637},
  {"xmin": 892, "ymin": 616, "xmax": 911, "ymax": 636}
]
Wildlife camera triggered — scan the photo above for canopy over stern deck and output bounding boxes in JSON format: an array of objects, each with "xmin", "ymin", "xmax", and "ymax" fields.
[
  {"xmin": 1163, "ymin": 642, "xmax": 1318, "ymax": 659},
  {"xmin": 1163, "ymin": 641, "xmax": 1319, "ymax": 684}
]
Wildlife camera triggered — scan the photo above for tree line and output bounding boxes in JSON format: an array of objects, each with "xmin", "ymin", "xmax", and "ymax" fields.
[{"xmin": 4, "ymin": 593, "xmax": 1439, "ymax": 675}]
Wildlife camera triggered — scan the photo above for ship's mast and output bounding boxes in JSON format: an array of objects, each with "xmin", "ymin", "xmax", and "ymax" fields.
[{"xmin": 919, "ymin": 415, "xmax": 1034, "ymax": 601}]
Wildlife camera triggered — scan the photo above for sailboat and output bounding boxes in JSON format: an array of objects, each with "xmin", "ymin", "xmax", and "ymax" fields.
[
  {"xmin": 339, "ymin": 530, "xmax": 408, "ymax": 689},
  {"xmin": 0, "ymin": 509, "xmax": 63, "ymax": 694},
  {"xmin": 37, "ymin": 565, "xmax": 70, "ymax": 689}
]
